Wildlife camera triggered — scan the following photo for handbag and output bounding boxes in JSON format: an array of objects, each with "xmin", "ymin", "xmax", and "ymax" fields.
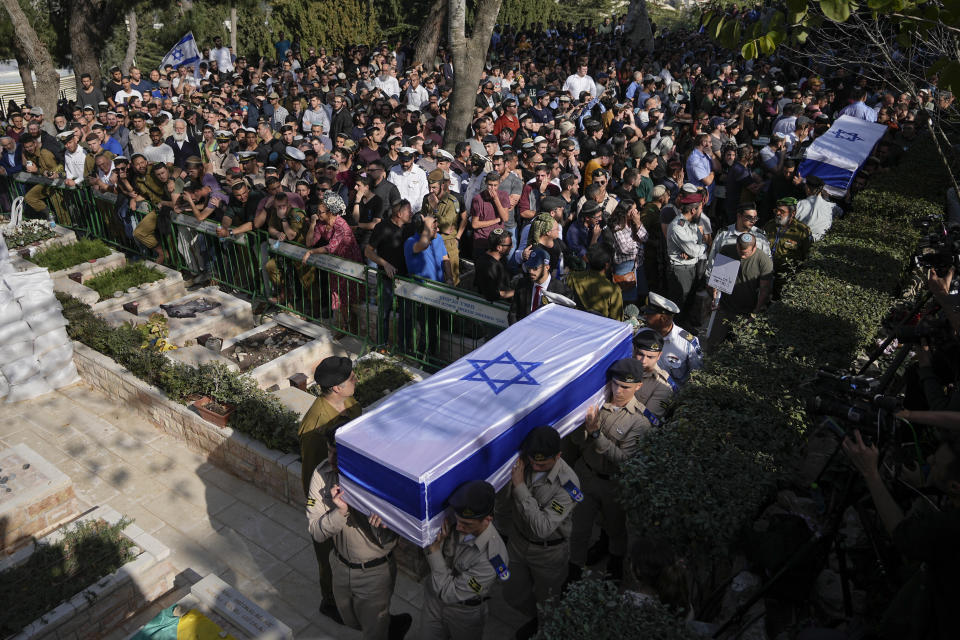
[{"xmin": 612, "ymin": 269, "xmax": 637, "ymax": 291}]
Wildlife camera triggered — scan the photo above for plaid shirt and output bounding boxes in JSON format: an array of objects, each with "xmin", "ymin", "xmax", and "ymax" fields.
[{"xmin": 612, "ymin": 222, "xmax": 648, "ymax": 265}]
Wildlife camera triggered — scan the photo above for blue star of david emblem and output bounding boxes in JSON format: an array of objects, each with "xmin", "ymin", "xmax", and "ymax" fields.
[
  {"xmin": 461, "ymin": 350, "xmax": 543, "ymax": 394},
  {"xmin": 173, "ymin": 48, "xmax": 183, "ymax": 62},
  {"xmin": 831, "ymin": 129, "xmax": 863, "ymax": 142}
]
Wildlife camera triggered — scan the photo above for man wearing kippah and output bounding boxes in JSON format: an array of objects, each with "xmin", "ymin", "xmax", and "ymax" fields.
[
  {"xmin": 707, "ymin": 232, "xmax": 774, "ymax": 349},
  {"xmin": 569, "ymin": 358, "xmax": 654, "ymax": 583},
  {"xmin": 422, "ymin": 480, "xmax": 509, "ymax": 640},
  {"xmin": 499, "ymin": 426, "xmax": 582, "ymax": 639},
  {"xmin": 299, "ymin": 356, "xmax": 362, "ymax": 623}
]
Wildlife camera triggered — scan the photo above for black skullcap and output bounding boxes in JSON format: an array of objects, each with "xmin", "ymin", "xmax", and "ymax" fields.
[
  {"xmin": 314, "ymin": 356, "xmax": 353, "ymax": 388},
  {"xmin": 632, "ymin": 327, "xmax": 664, "ymax": 353},
  {"xmin": 449, "ymin": 480, "xmax": 495, "ymax": 519}
]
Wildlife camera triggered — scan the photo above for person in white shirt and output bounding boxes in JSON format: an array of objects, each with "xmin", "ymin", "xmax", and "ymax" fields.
[
  {"xmin": 60, "ymin": 131, "xmax": 87, "ymax": 185},
  {"xmin": 562, "ymin": 61, "xmax": 599, "ymax": 102},
  {"xmin": 374, "ymin": 65, "xmax": 401, "ymax": 98},
  {"xmin": 302, "ymin": 94, "xmax": 331, "ymax": 134},
  {"xmin": 143, "ymin": 127, "xmax": 175, "ymax": 165},
  {"xmin": 209, "ymin": 36, "xmax": 234, "ymax": 73},
  {"xmin": 388, "ymin": 148, "xmax": 429, "ymax": 213},
  {"xmin": 405, "ymin": 71, "xmax": 429, "ymax": 111},
  {"xmin": 113, "ymin": 76, "xmax": 143, "ymax": 105},
  {"xmin": 796, "ymin": 176, "xmax": 841, "ymax": 241}
]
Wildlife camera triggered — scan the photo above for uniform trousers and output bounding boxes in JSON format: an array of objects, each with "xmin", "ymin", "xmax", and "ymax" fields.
[
  {"xmin": 569, "ymin": 459, "xmax": 628, "ymax": 565},
  {"xmin": 330, "ymin": 550, "xmax": 396, "ymax": 640},
  {"xmin": 504, "ymin": 535, "xmax": 569, "ymax": 617},
  {"xmin": 421, "ymin": 587, "xmax": 487, "ymax": 640}
]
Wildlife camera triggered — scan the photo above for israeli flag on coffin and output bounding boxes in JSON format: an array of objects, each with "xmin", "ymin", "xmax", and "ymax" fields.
[
  {"xmin": 798, "ymin": 115, "xmax": 887, "ymax": 197},
  {"xmin": 159, "ymin": 32, "xmax": 201, "ymax": 70},
  {"xmin": 336, "ymin": 304, "xmax": 632, "ymax": 546}
]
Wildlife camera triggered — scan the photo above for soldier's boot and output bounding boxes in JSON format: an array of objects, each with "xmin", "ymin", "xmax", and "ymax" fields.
[{"xmin": 607, "ymin": 554, "xmax": 624, "ymax": 583}]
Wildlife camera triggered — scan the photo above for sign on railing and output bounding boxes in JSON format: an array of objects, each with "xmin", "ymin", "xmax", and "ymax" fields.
[{"xmin": 394, "ymin": 278, "xmax": 509, "ymax": 328}]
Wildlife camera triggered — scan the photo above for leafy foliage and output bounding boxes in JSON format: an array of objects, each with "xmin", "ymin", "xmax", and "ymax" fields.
[
  {"xmin": 270, "ymin": 0, "xmax": 380, "ymax": 52},
  {"xmin": 83, "ymin": 263, "xmax": 165, "ymax": 301},
  {"xmin": 0, "ymin": 517, "xmax": 136, "ymax": 635},
  {"xmin": 615, "ymin": 138, "xmax": 947, "ymax": 584},
  {"xmin": 2, "ymin": 219, "xmax": 56, "ymax": 249},
  {"xmin": 537, "ymin": 578, "xmax": 697, "ymax": 640},
  {"xmin": 308, "ymin": 356, "xmax": 413, "ymax": 408},
  {"xmin": 31, "ymin": 239, "xmax": 112, "ymax": 272},
  {"xmin": 57, "ymin": 293, "xmax": 301, "ymax": 452}
]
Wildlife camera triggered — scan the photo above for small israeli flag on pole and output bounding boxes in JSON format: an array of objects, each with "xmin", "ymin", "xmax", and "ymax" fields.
[{"xmin": 159, "ymin": 32, "xmax": 201, "ymax": 70}]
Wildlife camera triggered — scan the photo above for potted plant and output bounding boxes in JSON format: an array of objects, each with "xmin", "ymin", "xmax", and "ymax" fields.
[
  {"xmin": 190, "ymin": 363, "xmax": 238, "ymax": 428},
  {"xmin": 192, "ymin": 396, "xmax": 235, "ymax": 428}
]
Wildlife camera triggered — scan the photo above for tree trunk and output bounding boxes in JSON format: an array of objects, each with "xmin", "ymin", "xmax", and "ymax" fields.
[
  {"xmin": 1, "ymin": 0, "xmax": 60, "ymax": 117},
  {"xmin": 444, "ymin": 0, "xmax": 503, "ymax": 151},
  {"xmin": 121, "ymin": 9, "xmax": 138, "ymax": 74},
  {"xmin": 623, "ymin": 0, "xmax": 654, "ymax": 54},
  {"xmin": 14, "ymin": 52, "xmax": 36, "ymax": 108},
  {"xmin": 413, "ymin": 0, "xmax": 447, "ymax": 72},
  {"xmin": 70, "ymin": 0, "xmax": 106, "ymax": 90},
  {"xmin": 230, "ymin": 4, "xmax": 238, "ymax": 54}
]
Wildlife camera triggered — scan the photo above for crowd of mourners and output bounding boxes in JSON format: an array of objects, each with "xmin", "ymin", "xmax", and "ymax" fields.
[{"xmin": 1, "ymin": 9, "xmax": 958, "ymax": 640}]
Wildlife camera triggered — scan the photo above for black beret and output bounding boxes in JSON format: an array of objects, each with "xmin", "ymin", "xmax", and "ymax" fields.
[
  {"xmin": 449, "ymin": 480, "xmax": 495, "ymax": 519},
  {"xmin": 607, "ymin": 358, "xmax": 644, "ymax": 384},
  {"xmin": 521, "ymin": 426, "xmax": 561, "ymax": 462},
  {"xmin": 632, "ymin": 327, "xmax": 664, "ymax": 353},
  {"xmin": 314, "ymin": 356, "xmax": 353, "ymax": 388}
]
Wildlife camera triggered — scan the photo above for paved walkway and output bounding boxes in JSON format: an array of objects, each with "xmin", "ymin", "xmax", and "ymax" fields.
[{"xmin": 0, "ymin": 383, "xmax": 527, "ymax": 639}]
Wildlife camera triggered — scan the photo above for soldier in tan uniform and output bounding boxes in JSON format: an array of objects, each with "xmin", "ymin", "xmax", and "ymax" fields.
[
  {"xmin": 306, "ymin": 425, "xmax": 412, "ymax": 640},
  {"xmin": 422, "ymin": 480, "xmax": 509, "ymax": 640},
  {"xmin": 569, "ymin": 358, "xmax": 654, "ymax": 582},
  {"xmin": 422, "ymin": 168, "xmax": 466, "ymax": 285},
  {"xmin": 632, "ymin": 327, "xmax": 677, "ymax": 420},
  {"xmin": 20, "ymin": 134, "xmax": 63, "ymax": 218},
  {"xmin": 499, "ymin": 426, "xmax": 581, "ymax": 640}
]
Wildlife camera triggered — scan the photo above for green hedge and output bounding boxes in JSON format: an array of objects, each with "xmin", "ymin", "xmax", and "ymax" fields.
[
  {"xmin": 32, "ymin": 239, "xmax": 111, "ymax": 272},
  {"xmin": 541, "ymin": 138, "xmax": 950, "ymax": 635},
  {"xmin": 57, "ymin": 293, "xmax": 302, "ymax": 453}
]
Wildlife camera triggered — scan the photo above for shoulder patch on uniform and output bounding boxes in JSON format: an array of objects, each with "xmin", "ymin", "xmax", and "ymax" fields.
[
  {"xmin": 642, "ymin": 407, "xmax": 661, "ymax": 427},
  {"xmin": 291, "ymin": 210, "xmax": 304, "ymax": 223},
  {"xmin": 666, "ymin": 375, "xmax": 679, "ymax": 392},
  {"xmin": 468, "ymin": 576, "xmax": 483, "ymax": 593},
  {"xmin": 562, "ymin": 480, "xmax": 584, "ymax": 503},
  {"xmin": 306, "ymin": 497, "xmax": 316, "ymax": 507},
  {"xmin": 551, "ymin": 499, "xmax": 566, "ymax": 515},
  {"xmin": 490, "ymin": 554, "xmax": 510, "ymax": 581},
  {"xmin": 679, "ymin": 329, "xmax": 695, "ymax": 342}
]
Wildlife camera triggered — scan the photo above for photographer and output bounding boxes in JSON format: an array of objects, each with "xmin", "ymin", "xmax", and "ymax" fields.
[{"xmin": 843, "ymin": 430, "xmax": 960, "ymax": 640}]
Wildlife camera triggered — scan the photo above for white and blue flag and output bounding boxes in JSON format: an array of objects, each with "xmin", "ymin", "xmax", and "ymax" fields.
[
  {"xmin": 334, "ymin": 304, "xmax": 633, "ymax": 546},
  {"xmin": 798, "ymin": 115, "xmax": 887, "ymax": 196},
  {"xmin": 159, "ymin": 32, "xmax": 201, "ymax": 70}
]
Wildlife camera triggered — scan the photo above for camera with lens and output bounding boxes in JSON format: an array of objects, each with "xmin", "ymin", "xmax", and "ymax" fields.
[
  {"xmin": 913, "ymin": 216, "xmax": 960, "ymax": 277},
  {"xmin": 805, "ymin": 368, "xmax": 901, "ymax": 431}
]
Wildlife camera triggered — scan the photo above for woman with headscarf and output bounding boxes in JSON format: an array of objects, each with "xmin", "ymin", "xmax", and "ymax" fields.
[{"xmin": 302, "ymin": 191, "xmax": 363, "ymax": 332}]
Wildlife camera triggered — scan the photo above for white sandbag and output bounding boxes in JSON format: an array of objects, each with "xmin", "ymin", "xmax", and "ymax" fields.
[
  {"xmin": 0, "ymin": 339, "xmax": 34, "ymax": 364},
  {"xmin": 46, "ymin": 360, "xmax": 80, "ymax": 390},
  {"xmin": 3, "ymin": 269, "xmax": 54, "ymax": 298},
  {"xmin": 0, "ymin": 371, "xmax": 8, "ymax": 400},
  {"xmin": 33, "ymin": 327, "xmax": 71, "ymax": 356},
  {"xmin": 0, "ymin": 319, "xmax": 32, "ymax": 346},
  {"xmin": 0, "ymin": 298, "xmax": 21, "ymax": 325},
  {"xmin": 18, "ymin": 290, "xmax": 62, "ymax": 318},
  {"xmin": 37, "ymin": 343, "xmax": 74, "ymax": 376},
  {"xmin": 25, "ymin": 309, "xmax": 69, "ymax": 335},
  {"xmin": 5, "ymin": 373, "xmax": 54, "ymax": 403},
  {"xmin": 0, "ymin": 354, "xmax": 40, "ymax": 386}
]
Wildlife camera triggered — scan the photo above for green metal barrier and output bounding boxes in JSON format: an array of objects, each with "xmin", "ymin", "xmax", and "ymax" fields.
[
  {"xmin": 170, "ymin": 214, "xmax": 260, "ymax": 297},
  {"xmin": 263, "ymin": 237, "xmax": 375, "ymax": 347},
  {"xmin": 389, "ymin": 275, "xmax": 509, "ymax": 369}
]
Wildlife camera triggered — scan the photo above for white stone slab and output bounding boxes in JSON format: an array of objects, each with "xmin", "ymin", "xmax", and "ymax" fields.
[
  {"xmin": 190, "ymin": 573, "xmax": 293, "ymax": 640},
  {"xmin": 164, "ymin": 345, "xmax": 240, "ymax": 372},
  {"xmin": 273, "ymin": 386, "xmax": 316, "ymax": 419}
]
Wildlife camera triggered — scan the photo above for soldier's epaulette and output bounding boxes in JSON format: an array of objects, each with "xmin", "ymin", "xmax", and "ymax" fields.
[{"xmin": 679, "ymin": 329, "xmax": 695, "ymax": 342}]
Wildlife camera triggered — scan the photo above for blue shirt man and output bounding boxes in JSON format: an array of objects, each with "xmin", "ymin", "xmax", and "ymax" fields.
[
  {"xmin": 685, "ymin": 137, "xmax": 715, "ymax": 199},
  {"xmin": 404, "ymin": 215, "xmax": 450, "ymax": 283},
  {"xmin": 838, "ymin": 100, "xmax": 878, "ymax": 123}
]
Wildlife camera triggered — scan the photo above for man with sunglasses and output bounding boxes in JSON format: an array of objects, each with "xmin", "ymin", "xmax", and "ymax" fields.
[{"xmin": 704, "ymin": 202, "xmax": 771, "ymax": 284}]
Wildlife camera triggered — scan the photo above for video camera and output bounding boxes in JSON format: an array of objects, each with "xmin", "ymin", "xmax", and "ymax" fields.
[
  {"xmin": 913, "ymin": 216, "xmax": 960, "ymax": 277},
  {"xmin": 805, "ymin": 368, "xmax": 902, "ymax": 430}
]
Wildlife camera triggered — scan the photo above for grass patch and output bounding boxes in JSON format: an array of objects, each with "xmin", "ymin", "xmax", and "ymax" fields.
[
  {"xmin": 309, "ymin": 357, "xmax": 413, "ymax": 407},
  {"xmin": 84, "ymin": 263, "xmax": 165, "ymax": 301},
  {"xmin": 0, "ymin": 517, "xmax": 136, "ymax": 635},
  {"xmin": 31, "ymin": 239, "xmax": 111, "ymax": 272}
]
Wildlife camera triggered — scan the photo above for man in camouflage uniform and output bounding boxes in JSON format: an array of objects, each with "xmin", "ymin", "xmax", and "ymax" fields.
[
  {"xmin": 763, "ymin": 196, "xmax": 812, "ymax": 272},
  {"xmin": 422, "ymin": 168, "xmax": 465, "ymax": 285}
]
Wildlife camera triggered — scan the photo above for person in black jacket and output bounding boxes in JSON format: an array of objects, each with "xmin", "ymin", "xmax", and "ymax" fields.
[{"xmin": 508, "ymin": 248, "xmax": 572, "ymax": 324}]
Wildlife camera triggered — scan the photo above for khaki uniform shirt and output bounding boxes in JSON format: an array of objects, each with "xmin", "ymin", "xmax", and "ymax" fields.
[
  {"xmin": 25, "ymin": 148, "xmax": 61, "ymax": 176},
  {"xmin": 764, "ymin": 217, "xmax": 813, "ymax": 271},
  {"xmin": 573, "ymin": 397, "xmax": 652, "ymax": 476},
  {"xmin": 298, "ymin": 396, "xmax": 361, "ymax": 496},
  {"xmin": 566, "ymin": 269, "xmax": 623, "ymax": 321},
  {"xmin": 501, "ymin": 458, "xmax": 581, "ymax": 543},
  {"xmin": 426, "ymin": 523, "xmax": 509, "ymax": 603},
  {"xmin": 422, "ymin": 193, "xmax": 461, "ymax": 237},
  {"xmin": 306, "ymin": 460, "xmax": 398, "ymax": 563},
  {"xmin": 268, "ymin": 207, "xmax": 308, "ymax": 245},
  {"xmin": 635, "ymin": 364, "xmax": 676, "ymax": 419}
]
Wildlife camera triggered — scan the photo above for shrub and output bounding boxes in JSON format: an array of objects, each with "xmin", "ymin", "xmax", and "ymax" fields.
[
  {"xmin": 84, "ymin": 263, "xmax": 165, "ymax": 301},
  {"xmin": 57, "ymin": 293, "xmax": 301, "ymax": 453},
  {"xmin": 31, "ymin": 239, "xmax": 111, "ymax": 272},
  {"xmin": 0, "ymin": 518, "xmax": 136, "ymax": 635}
]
